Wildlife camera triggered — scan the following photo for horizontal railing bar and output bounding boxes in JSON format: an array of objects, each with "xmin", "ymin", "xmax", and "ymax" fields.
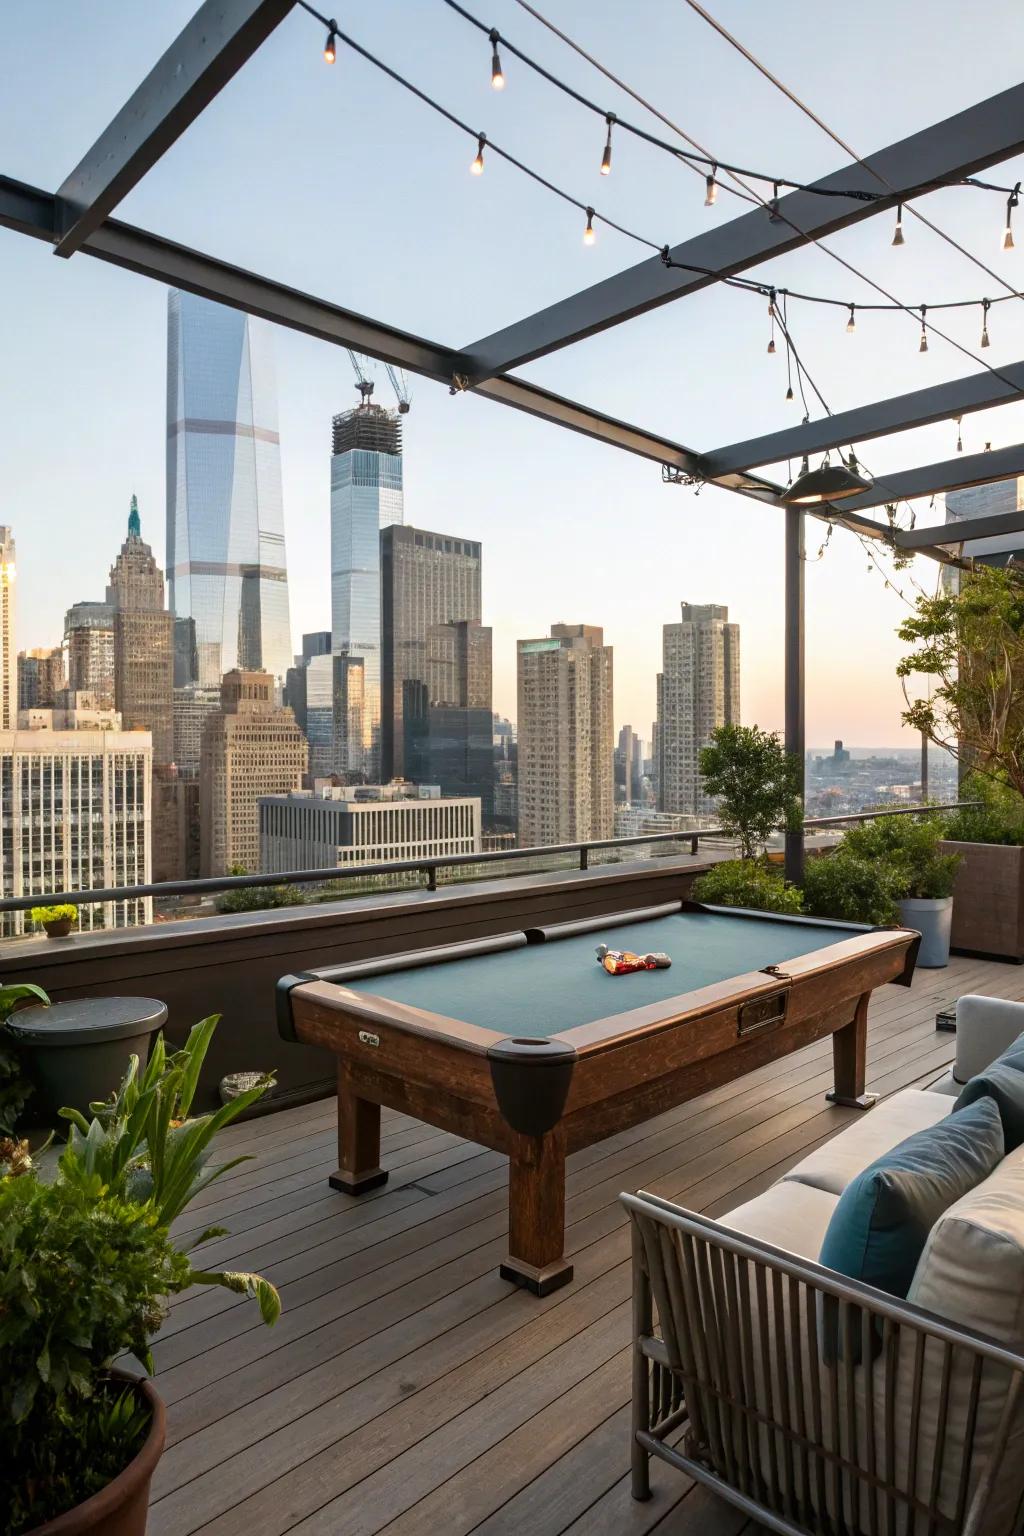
[{"xmin": 0, "ymin": 800, "xmax": 977, "ymax": 916}]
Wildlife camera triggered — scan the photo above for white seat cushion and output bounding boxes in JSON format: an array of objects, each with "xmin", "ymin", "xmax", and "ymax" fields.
[
  {"xmin": 719, "ymin": 1181, "xmax": 839, "ymax": 1262},
  {"xmin": 781, "ymin": 1088, "xmax": 951, "ymax": 1197}
]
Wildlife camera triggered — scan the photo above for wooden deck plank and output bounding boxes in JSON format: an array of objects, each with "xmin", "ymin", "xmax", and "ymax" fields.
[{"xmin": 146, "ymin": 954, "xmax": 1023, "ymax": 1536}]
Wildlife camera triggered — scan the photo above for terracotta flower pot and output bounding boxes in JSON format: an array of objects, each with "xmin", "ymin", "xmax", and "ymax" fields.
[
  {"xmin": 43, "ymin": 917, "xmax": 74, "ymax": 938},
  {"xmin": 27, "ymin": 1376, "xmax": 166, "ymax": 1536}
]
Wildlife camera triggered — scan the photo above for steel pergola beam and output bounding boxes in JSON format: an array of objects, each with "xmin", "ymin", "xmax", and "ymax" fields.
[
  {"xmin": 837, "ymin": 442, "xmax": 1024, "ymax": 512},
  {"xmin": 895, "ymin": 506, "xmax": 1024, "ymax": 550},
  {"xmin": 53, "ymin": 0, "xmax": 296, "ymax": 259},
  {"xmin": 701, "ymin": 361, "xmax": 1024, "ymax": 477},
  {"xmin": 460, "ymin": 83, "xmax": 1024, "ymax": 384}
]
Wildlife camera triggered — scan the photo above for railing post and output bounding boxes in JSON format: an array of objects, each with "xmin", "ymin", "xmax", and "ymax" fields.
[
  {"xmin": 784, "ymin": 503, "xmax": 806, "ymax": 887},
  {"xmin": 426, "ymin": 865, "xmax": 437, "ymax": 892},
  {"xmin": 690, "ymin": 834, "xmax": 699, "ymax": 856},
  {"xmin": 580, "ymin": 847, "xmax": 589, "ymax": 871}
]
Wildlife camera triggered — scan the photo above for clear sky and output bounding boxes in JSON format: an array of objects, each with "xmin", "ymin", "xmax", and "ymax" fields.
[{"xmin": 2, "ymin": 0, "xmax": 1023, "ymax": 745}]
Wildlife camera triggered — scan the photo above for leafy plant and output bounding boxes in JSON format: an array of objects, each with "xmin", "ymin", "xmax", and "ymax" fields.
[
  {"xmin": 839, "ymin": 814, "xmax": 960, "ymax": 901},
  {"xmin": 30, "ymin": 903, "xmax": 78, "ymax": 926},
  {"xmin": 801, "ymin": 852, "xmax": 903, "ymax": 926},
  {"xmin": 214, "ymin": 883, "xmax": 303, "ymax": 914},
  {"xmin": 698, "ymin": 724, "xmax": 803, "ymax": 859},
  {"xmin": 693, "ymin": 858, "xmax": 803, "ymax": 915},
  {"xmin": 0, "ymin": 981, "xmax": 49, "ymax": 1135},
  {"xmin": 944, "ymin": 771, "xmax": 1024, "ymax": 847},
  {"xmin": 897, "ymin": 563, "xmax": 1024, "ymax": 799},
  {"xmin": 1, "ymin": 1016, "xmax": 279, "ymax": 1535}
]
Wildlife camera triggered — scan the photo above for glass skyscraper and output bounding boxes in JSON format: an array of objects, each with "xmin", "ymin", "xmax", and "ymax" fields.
[
  {"xmin": 330, "ymin": 403, "xmax": 404, "ymax": 778},
  {"xmin": 166, "ymin": 291, "xmax": 292, "ymax": 688}
]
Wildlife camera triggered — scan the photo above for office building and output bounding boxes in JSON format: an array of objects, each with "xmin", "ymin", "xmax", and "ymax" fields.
[
  {"xmin": 65, "ymin": 602, "xmax": 115, "ymax": 705},
  {"xmin": 173, "ymin": 684, "xmax": 221, "ymax": 778},
  {"xmin": 107, "ymin": 497, "xmax": 174, "ymax": 765},
  {"xmin": 199, "ymin": 669, "xmax": 307, "ymax": 876},
  {"xmin": 284, "ymin": 637, "xmax": 365, "ymax": 781},
  {"xmin": 173, "ymin": 616, "xmax": 198, "ymax": 687},
  {"xmin": 0, "ymin": 528, "xmax": 15, "ymax": 730},
  {"xmin": 20, "ymin": 693, "xmax": 121, "ymax": 732},
  {"xmin": 330, "ymin": 403, "xmax": 404, "ymax": 777},
  {"xmin": 945, "ymin": 477, "xmax": 1024, "ymax": 565},
  {"xmin": 615, "ymin": 724, "xmax": 645, "ymax": 805},
  {"xmin": 167, "ymin": 290, "xmax": 293, "ymax": 687},
  {"xmin": 0, "ymin": 727, "xmax": 151, "ymax": 935},
  {"xmin": 516, "ymin": 624, "xmax": 614, "ymax": 848},
  {"xmin": 259, "ymin": 781, "xmax": 480, "ymax": 874},
  {"xmin": 656, "ymin": 602, "xmax": 740, "ymax": 816},
  {"xmin": 18, "ymin": 647, "xmax": 65, "ymax": 711}
]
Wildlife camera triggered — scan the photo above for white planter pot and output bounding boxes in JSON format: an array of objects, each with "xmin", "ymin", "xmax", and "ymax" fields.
[{"xmin": 898, "ymin": 897, "xmax": 954, "ymax": 969}]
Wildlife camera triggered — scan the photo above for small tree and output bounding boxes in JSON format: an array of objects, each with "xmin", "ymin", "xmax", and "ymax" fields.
[
  {"xmin": 697, "ymin": 724, "xmax": 803, "ymax": 859},
  {"xmin": 897, "ymin": 563, "xmax": 1024, "ymax": 799}
]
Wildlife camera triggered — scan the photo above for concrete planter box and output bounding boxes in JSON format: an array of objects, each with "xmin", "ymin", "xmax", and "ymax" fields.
[{"xmin": 941, "ymin": 839, "xmax": 1024, "ymax": 961}]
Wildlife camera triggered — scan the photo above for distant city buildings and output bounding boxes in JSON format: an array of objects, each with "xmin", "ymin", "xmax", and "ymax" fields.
[
  {"xmin": 945, "ymin": 476, "xmax": 1024, "ymax": 565},
  {"xmin": 656, "ymin": 602, "xmax": 740, "ymax": 816},
  {"xmin": 172, "ymin": 684, "xmax": 221, "ymax": 778},
  {"xmin": 516, "ymin": 624, "xmax": 613, "ymax": 848},
  {"xmin": 199, "ymin": 669, "xmax": 307, "ymax": 876},
  {"xmin": 0, "ymin": 528, "xmax": 15, "ymax": 731},
  {"xmin": 330, "ymin": 403, "xmax": 404, "ymax": 777},
  {"xmin": 166, "ymin": 291, "xmax": 293, "ymax": 688},
  {"xmin": 107, "ymin": 497, "xmax": 174, "ymax": 765},
  {"xmin": 259, "ymin": 780, "xmax": 481, "ymax": 874},
  {"xmin": 615, "ymin": 724, "xmax": 645, "ymax": 806},
  {"xmin": 18, "ymin": 645, "xmax": 64, "ymax": 711},
  {"xmin": 65, "ymin": 601, "xmax": 115, "ymax": 706}
]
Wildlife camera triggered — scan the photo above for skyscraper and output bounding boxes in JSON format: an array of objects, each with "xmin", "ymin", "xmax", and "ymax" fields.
[
  {"xmin": 516, "ymin": 624, "xmax": 614, "ymax": 848},
  {"xmin": 615, "ymin": 724, "xmax": 644, "ymax": 805},
  {"xmin": 330, "ymin": 403, "xmax": 404, "ymax": 777},
  {"xmin": 107, "ymin": 496, "xmax": 174, "ymax": 764},
  {"xmin": 0, "ymin": 527, "xmax": 15, "ymax": 730},
  {"xmin": 18, "ymin": 647, "xmax": 64, "ymax": 711},
  {"xmin": 656, "ymin": 602, "xmax": 740, "ymax": 815},
  {"xmin": 166, "ymin": 291, "xmax": 293, "ymax": 687},
  {"xmin": 65, "ymin": 602, "xmax": 115, "ymax": 705},
  {"xmin": 945, "ymin": 477, "xmax": 1024, "ymax": 565}
]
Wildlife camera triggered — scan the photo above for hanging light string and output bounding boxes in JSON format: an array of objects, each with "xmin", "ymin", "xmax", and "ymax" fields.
[{"xmin": 438, "ymin": 0, "xmax": 1024, "ymax": 219}]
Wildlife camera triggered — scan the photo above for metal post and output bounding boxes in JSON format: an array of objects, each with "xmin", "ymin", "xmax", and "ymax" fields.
[
  {"xmin": 920, "ymin": 730, "xmax": 929, "ymax": 801},
  {"xmin": 785, "ymin": 506, "xmax": 806, "ymax": 886}
]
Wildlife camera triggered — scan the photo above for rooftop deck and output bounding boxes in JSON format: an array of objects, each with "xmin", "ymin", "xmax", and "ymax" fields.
[{"xmin": 148, "ymin": 952, "xmax": 1024, "ymax": 1536}]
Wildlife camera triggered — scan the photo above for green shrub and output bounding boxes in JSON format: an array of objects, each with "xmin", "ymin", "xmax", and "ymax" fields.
[
  {"xmin": 214, "ymin": 883, "xmax": 303, "ymax": 914},
  {"xmin": 839, "ymin": 814, "xmax": 959, "ymax": 900},
  {"xmin": 693, "ymin": 858, "xmax": 803, "ymax": 915},
  {"xmin": 944, "ymin": 772, "xmax": 1024, "ymax": 847},
  {"xmin": 801, "ymin": 852, "xmax": 903, "ymax": 926},
  {"xmin": 697, "ymin": 724, "xmax": 803, "ymax": 859},
  {"xmin": 30, "ymin": 903, "xmax": 78, "ymax": 926}
]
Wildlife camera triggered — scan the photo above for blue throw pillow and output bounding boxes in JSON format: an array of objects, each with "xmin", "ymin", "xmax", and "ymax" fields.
[
  {"xmin": 955, "ymin": 1029, "xmax": 1024, "ymax": 1150},
  {"xmin": 819, "ymin": 1097, "xmax": 1004, "ymax": 1300}
]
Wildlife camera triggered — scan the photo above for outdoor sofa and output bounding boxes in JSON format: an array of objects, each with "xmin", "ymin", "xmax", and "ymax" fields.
[{"xmin": 624, "ymin": 993, "xmax": 1024, "ymax": 1536}]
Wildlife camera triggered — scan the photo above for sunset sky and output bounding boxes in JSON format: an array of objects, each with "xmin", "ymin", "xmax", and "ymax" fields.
[{"xmin": 2, "ymin": 0, "xmax": 1023, "ymax": 744}]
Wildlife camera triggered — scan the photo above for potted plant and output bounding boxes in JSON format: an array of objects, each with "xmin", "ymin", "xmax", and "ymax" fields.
[
  {"xmin": 898, "ymin": 562, "xmax": 1024, "ymax": 959},
  {"xmin": 693, "ymin": 858, "xmax": 804, "ymax": 915},
  {"xmin": 697, "ymin": 724, "xmax": 803, "ymax": 859},
  {"xmin": 838, "ymin": 816, "xmax": 960, "ymax": 966},
  {"xmin": 31, "ymin": 902, "xmax": 79, "ymax": 938},
  {"xmin": 941, "ymin": 772, "xmax": 1024, "ymax": 960},
  {"xmin": 1, "ymin": 1015, "xmax": 280, "ymax": 1536}
]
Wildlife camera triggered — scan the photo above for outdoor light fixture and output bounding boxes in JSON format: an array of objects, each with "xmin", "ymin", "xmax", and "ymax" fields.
[
  {"xmin": 489, "ymin": 29, "xmax": 504, "ymax": 90},
  {"xmin": 783, "ymin": 453, "xmax": 873, "ymax": 505},
  {"xmin": 981, "ymin": 298, "xmax": 992, "ymax": 347},
  {"xmin": 785, "ymin": 384, "xmax": 794, "ymax": 402},
  {"xmin": 471, "ymin": 133, "xmax": 486, "ymax": 175},
  {"xmin": 768, "ymin": 182, "xmax": 782, "ymax": 222},
  {"xmin": 919, "ymin": 305, "xmax": 929, "ymax": 353},
  {"xmin": 323, "ymin": 22, "xmax": 338, "ymax": 63},
  {"xmin": 846, "ymin": 304, "xmax": 856, "ymax": 334},
  {"xmin": 1003, "ymin": 185, "xmax": 1018, "ymax": 249},
  {"xmin": 600, "ymin": 115, "xmax": 615, "ymax": 176},
  {"xmin": 955, "ymin": 416, "xmax": 964, "ymax": 453},
  {"xmin": 583, "ymin": 207, "xmax": 596, "ymax": 245},
  {"xmin": 892, "ymin": 204, "xmax": 905, "ymax": 246},
  {"xmin": 705, "ymin": 169, "xmax": 717, "ymax": 206}
]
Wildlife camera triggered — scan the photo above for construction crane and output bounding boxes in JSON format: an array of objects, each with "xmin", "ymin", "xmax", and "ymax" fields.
[{"xmin": 346, "ymin": 351, "xmax": 412, "ymax": 414}]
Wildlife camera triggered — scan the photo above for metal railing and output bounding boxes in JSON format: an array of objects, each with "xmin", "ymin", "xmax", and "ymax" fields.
[{"xmin": 0, "ymin": 799, "xmax": 980, "ymax": 917}]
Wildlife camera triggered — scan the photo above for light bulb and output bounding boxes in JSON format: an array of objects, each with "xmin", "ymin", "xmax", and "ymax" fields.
[
  {"xmin": 981, "ymin": 300, "xmax": 991, "ymax": 347},
  {"xmin": 471, "ymin": 133, "xmax": 485, "ymax": 175},
  {"xmin": 892, "ymin": 204, "xmax": 905, "ymax": 247},
  {"xmin": 583, "ymin": 208, "xmax": 595, "ymax": 245},
  {"xmin": 323, "ymin": 23, "xmax": 338, "ymax": 63},
  {"xmin": 704, "ymin": 172, "xmax": 717, "ymax": 206},
  {"xmin": 600, "ymin": 116, "xmax": 614, "ymax": 176},
  {"xmin": 490, "ymin": 30, "xmax": 504, "ymax": 89},
  {"xmin": 1003, "ymin": 224, "xmax": 1014, "ymax": 251},
  {"xmin": 919, "ymin": 306, "xmax": 928, "ymax": 353},
  {"xmin": 785, "ymin": 385, "xmax": 794, "ymax": 402},
  {"xmin": 982, "ymin": 326, "xmax": 991, "ymax": 348},
  {"xmin": 846, "ymin": 305, "xmax": 856, "ymax": 334}
]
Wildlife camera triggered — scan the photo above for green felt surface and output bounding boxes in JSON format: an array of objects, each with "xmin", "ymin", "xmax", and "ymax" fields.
[{"xmin": 341, "ymin": 910, "xmax": 862, "ymax": 1039}]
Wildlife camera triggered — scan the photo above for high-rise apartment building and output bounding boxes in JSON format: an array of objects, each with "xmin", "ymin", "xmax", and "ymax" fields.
[
  {"xmin": 65, "ymin": 602, "xmax": 115, "ymax": 705},
  {"xmin": 167, "ymin": 291, "xmax": 293, "ymax": 687},
  {"xmin": 656, "ymin": 602, "xmax": 740, "ymax": 816},
  {"xmin": 615, "ymin": 724, "xmax": 645, "ymax": 805},
  {"xmin": 945, "ymin": 477, "xmax": 1024, "ymax": 565},
  {"xmin": 18, "ymin": 646, "xmax": 65, "ymax": 711},
  {"xmin": 516, "ymin": 624, "xmax": 614, "ymax": 848},
  {"xmin": 0, "ymin": 527, "xmax": 15, "ymax": 730},
  {"xmin": 0, "ymin": 727, "xmax": 151, "ymax": 935},
  {"xmin": 330, "ymin": 404, "xmax": 404, "ymax": 777},
  {"xmin": 199, "ymin": 669, "xmax": 307, "ymax": 876}
]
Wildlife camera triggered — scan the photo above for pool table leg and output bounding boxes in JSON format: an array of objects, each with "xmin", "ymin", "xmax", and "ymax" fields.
[
  {"xmin": 501, "ymin": 1127, "xmax": 574, "ymax": 1297},
  {"xmin": 826, "ymin": 993, "xmax": 878, "ymax": 1111},
  {"xmin": 329, "ymin": 1064, "xmax": 389, "ymax": 1194}
]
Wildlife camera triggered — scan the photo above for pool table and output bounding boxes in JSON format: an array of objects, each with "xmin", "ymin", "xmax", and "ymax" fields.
[{"xmin": 277, "ymin": 901, "xmax": 919, "ymax": 1295}]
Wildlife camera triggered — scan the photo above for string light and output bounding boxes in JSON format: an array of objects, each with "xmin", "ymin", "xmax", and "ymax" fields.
[
  {"xmin": 767, "ymin": 292, "xmax": 777, "ymax": 354},
  {"xmin": 583, "ymin": 206, "xmax": 596, "ymax": 245},
  {"xmin": 846, "ymin": 304, "xmax": 856, "ymax": 334},
  {"xmin": 768, "ymin": 182, "xmax": 782, "ymax": 222},
  {"xmin": 705, "ymin": 166, "xmax": 717, "ymax": 206},
  {"xmin": 980, "ymin": 297, "xmax": 991, "ymax": 348},
  {"xmin": 918, "ymin": 305, "xmax": 928, "ymax": 353},
  {"xmin": 892, "ymin": 204, "xmax": 905, "ymax": 247},
  {"xmin": 489, "ymin": 28, "xmax": 505, "ymax": 89},
  {"xmin": 955, "ymin": 416, "xmax": 963, "ymax": 453},
  {"xmin": 470, "ymin": 132, "xmax": 486, "ymax": 175},
  {"xmin": 600, "ymin": 114, "xmax": 615, "ymax": 175},
  {"xmin": 1003, "ymin": 185, "xmax": 1019, "ymax": 250},
  {"xmin": 323, "ymin": 20, "xmax": 338, "ymax": 62}
]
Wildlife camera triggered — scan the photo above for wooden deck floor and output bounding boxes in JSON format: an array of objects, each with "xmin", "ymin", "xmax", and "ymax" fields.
[{"xmin": 148, "ymin": 954, "xmax": 1024, "ymax": 1536}]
